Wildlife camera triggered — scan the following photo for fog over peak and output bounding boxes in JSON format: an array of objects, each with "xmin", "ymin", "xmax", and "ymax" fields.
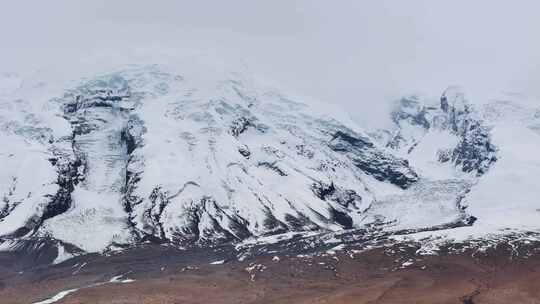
[{"xmin": 1, "ymin": 0, "xmax": 538, "ymax": 128}]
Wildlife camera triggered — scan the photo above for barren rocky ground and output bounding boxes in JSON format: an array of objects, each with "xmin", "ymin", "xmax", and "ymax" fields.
[{"xmin": 1, "ymin": 241, "xmax": 540, "ymax": 304}]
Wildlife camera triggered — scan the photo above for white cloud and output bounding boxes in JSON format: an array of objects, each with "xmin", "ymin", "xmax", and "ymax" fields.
[{"xmin": 1, "ymin": 0, "xmax": 538, "ymax": 128}]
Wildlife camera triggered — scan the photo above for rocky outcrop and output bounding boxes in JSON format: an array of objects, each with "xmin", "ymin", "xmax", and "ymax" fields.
[
  {"xmin": 438, "ymin": 88, "xmax": 497, "ymax": 175},
  {"xmin": 440, "ymin": 121, "xmax": 497, "ymax": 175},
  {"xmin": 440, "ymin": 86, "xmax": 471, "ymax": 133},
  {"xmin": 385, "ymin": 87, "xmax": 497, "ymax": 176},
  {"xmin": 40, "ymin": 157, "xmax": 83, "ymax": 224},
  {"xmin": 329, "ymin": 131, "xmax": 419, "ymax": 189}
]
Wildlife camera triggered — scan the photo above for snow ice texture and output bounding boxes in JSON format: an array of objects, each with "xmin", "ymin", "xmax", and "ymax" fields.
[{"xmin": 0, "ymin": 64, "xmax": 538, "ymax": 257}]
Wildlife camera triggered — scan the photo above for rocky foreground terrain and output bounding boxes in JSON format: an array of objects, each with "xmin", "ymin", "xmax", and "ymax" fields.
[{"xmin": 2, "ymin": 236, "xmax": 540, "ymax": 304}]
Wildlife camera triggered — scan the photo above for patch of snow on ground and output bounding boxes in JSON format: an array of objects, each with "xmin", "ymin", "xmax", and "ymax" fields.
[
  {"xmin": 52, "ymin": 244, "xmax": 74, "ymax": 265},
  {"xmin": 32, "ymin": 288, "xmax": 79, "ymax": 304}
]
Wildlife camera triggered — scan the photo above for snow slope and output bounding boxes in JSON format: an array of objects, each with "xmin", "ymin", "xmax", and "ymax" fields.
[
  {"xmin": 0, "ymin": 63, "xmax": 419, "ymax": 254},
  {"xmin": 379, "ymin": 89, "xmax": 540, "ymax": 245},
  {"xmin": 0, "ymin": 62, "xmax": 538, "ymax": 259}
]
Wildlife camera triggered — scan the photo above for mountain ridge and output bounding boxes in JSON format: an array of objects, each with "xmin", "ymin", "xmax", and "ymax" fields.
[{"xmin": 0, "ymin": 64, "xmax": 538, "ymax": 264}]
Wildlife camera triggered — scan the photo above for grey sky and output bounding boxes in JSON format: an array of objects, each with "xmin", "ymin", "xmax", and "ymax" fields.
[{"xmin": 1, "ymin": 0, "xmax": 539, "ymax": 127}]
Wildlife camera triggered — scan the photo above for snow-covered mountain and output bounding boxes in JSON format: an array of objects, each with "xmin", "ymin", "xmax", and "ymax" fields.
[
  {"xmin": 370, "ymin": 87, "xmax": 540, "ymax": 245},
  {"xmin": 1, "ymin": 63, "xmax": 539, "ymax": 260}
]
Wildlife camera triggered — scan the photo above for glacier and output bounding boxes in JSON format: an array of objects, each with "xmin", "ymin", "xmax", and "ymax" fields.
[{"xmin": 0, "ymin": 63, "xmax": 539, "ymax": 260}]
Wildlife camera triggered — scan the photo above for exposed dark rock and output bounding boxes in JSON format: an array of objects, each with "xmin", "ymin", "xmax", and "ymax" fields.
[
  {"xmin": 329, "ymin": 207, "xmax": 353, "ymax": 229},
  {"xmin": 353, "ymin": 157, "xmax": 418, "ymax": 188},
  {"xmin": 440, "ymin": 87, "xmax": 471, "ymax": 133},
  {"xmin": 329, "ymin": 131, "xmax": 419, "ymax": 189},
  {"xmin": 463, "ymin": 215, "xmax": 478, "ymax": 226},
  {"xmin": 385, "ymin": 88, "xmax": 498, "ymax": 176},
  {"xmin": 174, "ymin": 197, "xmax": 252, "ymax": 245},
  {"xmin": 262, "ymin": 207, "xmax": 288, "ymax": 233},
  {"xmin": 41, "ymin": 158, "xmax": 83, "ymax": 223},
  {"xmin": 119, "ymin": 115, "xmax": 145, "ymax": 233},
  {"xmin": 257, "ymin": 161, "xmax": 287, "ymax": 176},
  {"xmin": 312, "ymin": 182, "xmax": 336, "ymax": 201},
  {"xmin": 230, "ymin": 117, "xmax": 254, "ymax": 137},
  {"xmin": 446, "ymin": 122, "xmax": 497, "ymax": 175},
  {"xmin": 238, "ymin": 145, "xmax": 251, "ymax": 158},
  {"xmin": 329, "ymin": 131, "xmax": 374, "ymax": 151},
  {"xmin": 145, "ymin": 186, "xmax": 169, "ymax": 239},
  {"xmin": 311, "ymin": 181, "xmax": 362, "ymax": 209},
  {"xmin": 123, "ymin": 169, "xmax": 142, "ymax": 214},
  {"xmin": 64, "ymin": 89, "xmax": 130, "ymax": 114},
  {"xmin": 0, "ymin": 204, "xmax": 9, "ymax": 221},
  {"xmin": 121, "ymin": 128, "xmax": 136, "ymax": 155},
  {"xmin": 0, "ymin": 178, "xmax": 19, "ymax": 221},
  {"xmin": 284, "ymin": 212, "xmax": 319, "ymax": 231},
  {"xmin": 437, "ymin": 148, "xmax": 453, "ymax": 163}
]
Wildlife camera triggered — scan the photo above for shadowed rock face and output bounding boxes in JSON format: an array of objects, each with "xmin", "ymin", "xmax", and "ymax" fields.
[
  {"xmin": 442, "ymin": 121, "xmax": 497, "ymax": 175},
  {"xmin": 40, "ymin": 158, "xmax": 81, "ymax": 223},
  {"xmin": 384, "ymin": 87, "xmax": 497, "ymax": 176},
  {"xmin": 437, "ymin": 88, "xmax": 497, "ymax": 175},
  {"xmin": 440, "ymin": 86, "xmax": 470, "ymax": 133},
  {"xmin": 329, "ymin": 131, "xmax": 419, "ymax": 189}
]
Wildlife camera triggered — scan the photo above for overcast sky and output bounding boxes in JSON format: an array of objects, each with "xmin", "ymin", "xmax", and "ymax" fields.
[{"xmin": 1, "ymin": 0, "xmax": 539, "ymax": 127}]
